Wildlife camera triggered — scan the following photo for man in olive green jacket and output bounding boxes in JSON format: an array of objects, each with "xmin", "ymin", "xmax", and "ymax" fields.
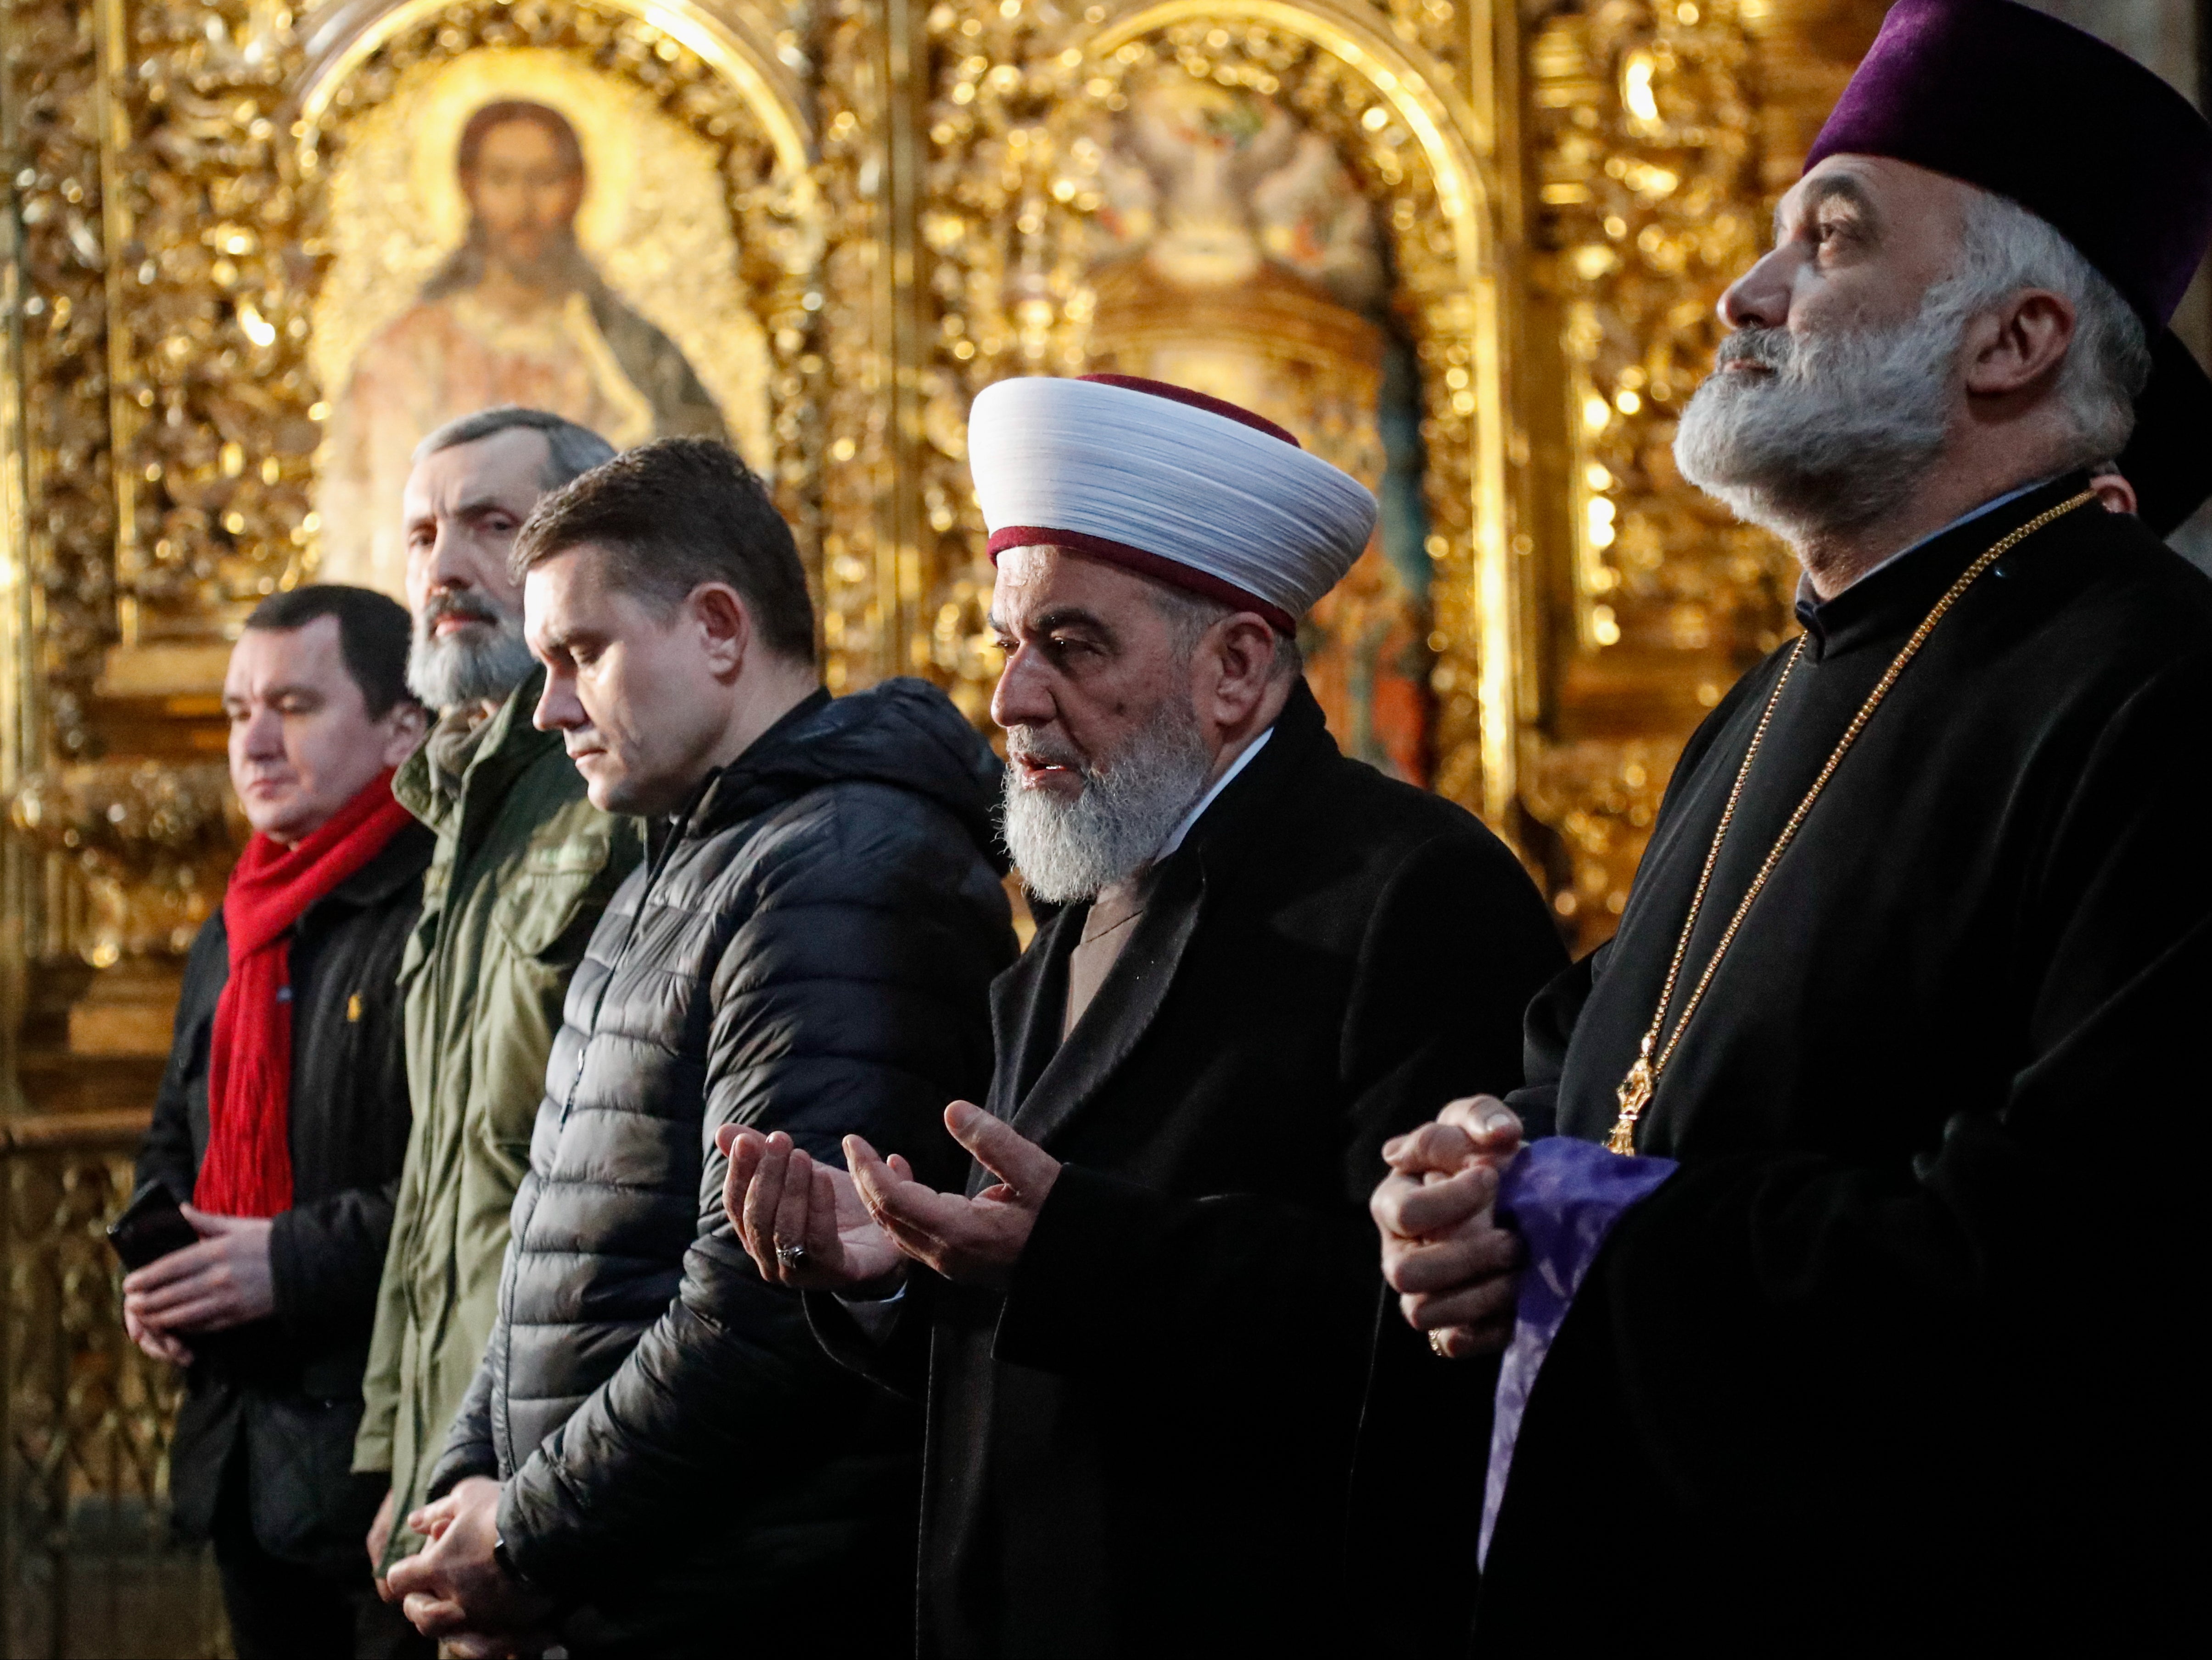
[{"xmin": 354, "ymin": 409, "xmax": 643, "ymax": 1581}]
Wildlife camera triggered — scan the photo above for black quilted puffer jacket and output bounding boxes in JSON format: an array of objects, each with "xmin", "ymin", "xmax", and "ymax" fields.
[{"xmin": 430, "ymin": 678, "xmax": 1014, "ymax": 1656}]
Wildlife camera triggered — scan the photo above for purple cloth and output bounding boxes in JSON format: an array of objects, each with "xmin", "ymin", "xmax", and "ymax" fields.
[{"xmin": 1479, "ymin": 1137, "xmax": 1676, "ymax": 1564}]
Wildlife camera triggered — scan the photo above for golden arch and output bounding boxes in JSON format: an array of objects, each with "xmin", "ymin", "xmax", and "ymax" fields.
[
  {"xmin": 293, "ymin": 0, "xmax": 814, "ymax": 179},
  {"xmin": 1078, "ymin": 0, "xmax": 1518, "ymax": 820}
]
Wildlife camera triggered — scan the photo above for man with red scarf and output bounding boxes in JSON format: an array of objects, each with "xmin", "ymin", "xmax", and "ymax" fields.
[{"xmin": 126, "ymin": 585, "xmax": 434, "ymax": 1659}]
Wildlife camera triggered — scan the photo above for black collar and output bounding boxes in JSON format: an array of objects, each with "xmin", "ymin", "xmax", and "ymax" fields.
[
  {"xmin": 651, "ymin": 687, "xmax": 835, "ymax": 859},
  {"xmin": 1156, "ymin": 676, "xmax": 1332, "ymax": 882},
  {"xmin": 1791, "ymin": 471, "xmax": 2091, "ymax": 661},
  {"xmin": 298, "ymin": 819, "xmax": 435, "ymax": 930}
]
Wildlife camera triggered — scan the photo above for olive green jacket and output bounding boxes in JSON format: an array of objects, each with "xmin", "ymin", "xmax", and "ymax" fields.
[{"xmin": 352, "ymin": 670, "xmax": 642, "ymax": 1572}]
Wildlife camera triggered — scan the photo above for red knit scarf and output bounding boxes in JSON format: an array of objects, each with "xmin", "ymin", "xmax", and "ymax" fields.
[{"xmin": 195, "ymin": 771, "xmax": 413, "ymax": 1218}]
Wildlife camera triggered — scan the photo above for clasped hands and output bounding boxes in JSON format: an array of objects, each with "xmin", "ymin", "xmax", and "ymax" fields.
[
  {"xmin": 717, "ymin": 1100, "xmax": 1060, "ymax": 1296},
  {"xmin": 372, "ymin": 1102, "xmax": 1058, "ymax": 1656},
  {"xmin": 382, "ymin": 1476, "xmax": 558, "ymax": 1658},
  {"xmin": 1371, "ymin": 1095, "xmax": 1527, "ymax": 1360}
]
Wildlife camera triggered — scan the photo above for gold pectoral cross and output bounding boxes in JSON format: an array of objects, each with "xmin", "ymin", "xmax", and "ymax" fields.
[
  {"xmin": 1585, "ymin": 495, "xmax": 2097, "ymax": 1164},
  {"xmin": 1606, "ymin": 1036, "xmax": 1656, "ymax": 1156}
]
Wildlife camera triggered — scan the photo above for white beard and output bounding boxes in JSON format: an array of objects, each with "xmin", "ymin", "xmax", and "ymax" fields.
[
  {"xmin": 1674, "ymin": 282, "xmax": 1976, "ymax": 543},
  {"xmin": 406, "ymin": 599, "xmax": 536, "ymax": 711},
  {"xmin": 1001, "ymin": 699, "xmax": 1214, "ymax": 904}
]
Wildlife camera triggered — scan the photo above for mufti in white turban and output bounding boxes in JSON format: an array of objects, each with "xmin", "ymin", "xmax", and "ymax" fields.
[{"xmin": 966, "ymin": 374, "xmax": 1379, "ymax": 631}]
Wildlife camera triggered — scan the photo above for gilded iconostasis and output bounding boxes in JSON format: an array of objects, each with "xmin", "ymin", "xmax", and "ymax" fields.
[{"xmin": 0, "ymin": 0, "xmax": 1896, "ymax": 1090}]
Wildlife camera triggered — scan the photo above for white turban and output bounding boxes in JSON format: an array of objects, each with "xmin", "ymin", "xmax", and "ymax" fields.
[{"xmin": 967, "ymin": 374, "xmax": 1379, "ymax": 632}]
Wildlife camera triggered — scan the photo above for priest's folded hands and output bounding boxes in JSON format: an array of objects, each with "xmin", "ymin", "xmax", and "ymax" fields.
[
  {"xmin": 1370, "ymin": 1095, "xmax": 1527, "ymax": 1359},
  {"xmin": 717, "ymin": 1100, "xmax": 1062, "ymax": 1293}
]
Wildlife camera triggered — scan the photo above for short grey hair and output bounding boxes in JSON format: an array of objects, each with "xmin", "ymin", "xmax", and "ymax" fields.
[
  {"xmin": 1951, "ymin": 188, "xmax": 2151, "ymax": 467},
  {"xmin": 413, "ymin": 406, "xmax": 616, "ymax": 491},
  {"xmin": 1146, "ymin": 583, "xmax": 1303, "ymax": 680}
]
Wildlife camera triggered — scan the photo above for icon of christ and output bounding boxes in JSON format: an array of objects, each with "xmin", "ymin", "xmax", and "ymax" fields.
[{"xmin": 318, "ymin": 99, "xmax": 726, "ymax": 594}]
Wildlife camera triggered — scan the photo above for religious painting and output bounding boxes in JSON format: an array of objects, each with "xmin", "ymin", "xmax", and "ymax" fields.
[
  {"xmin": 312, "ymin": 48, "xmax": 777, "ymax": 596},
  {"xmin": 1080, "ymin": 71, "xmax": 1433, "ymax": 783}
]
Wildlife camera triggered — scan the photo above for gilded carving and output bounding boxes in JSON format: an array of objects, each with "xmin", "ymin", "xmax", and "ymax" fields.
[
  {"xmin": 2, "ymin": 0, "xmax": 117, "ymax": 759},
  {"xmin": 2, "ymin": 1133, "xmax": 208, "ymax": 1651},
  {"xmin": 36, "ymin": 0, "xmax": 820, "ymax": 687},
  {"xmin": 1518, "ymin": 728, "xmax": 1677, "ymax": 930},
  {"xmin": 1529, "ymin": 0, "xmax": 1787, "ymax": 665},
  {"xmin": 812, "ymin": 0, "xmax": 898, "ymax": 695},
  {"xmin": 4, "ymin": 0, "xmax": 825, "ymax": 1006},
  {"xmin": 906, "ymin": 0, "xmax": 1509, "ymax": 810},
  {"xmin": 1519, "ymin": 0, "xmax": 1880, "ymax": 948},
  {"xmin": 104, "ymin": 0, "xmax": 324, "ymax": 660},
  {"xmin": 6, "ymin": 760, "xmax": 236, "ymax": 967}
]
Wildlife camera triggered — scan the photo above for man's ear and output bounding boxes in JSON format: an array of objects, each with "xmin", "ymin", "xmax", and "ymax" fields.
[
  {"xmin": 380, "ymin": 700, "xmax": 431, "ymax": 768},
  {"xmin": 689, "ymin": 583, "xmax": 754, "ymax": 679},
  {"xmin": 1199, "ymin": 612, "xmax": 1280, "ymax": 728},
  {"xmin": 2090, "ymin": 469, "xmax": 2139, "ymax": 516},
  {"xmin": 1963, "ymin": 288, "xmax": 2075, "ymax": 399}
]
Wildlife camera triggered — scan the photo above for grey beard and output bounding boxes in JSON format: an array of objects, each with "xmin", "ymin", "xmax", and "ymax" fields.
[
  {"xmin": 406, "ymin": 615, "xmax": 536, "ymax": 711},
  {"xmin": 1674, "ymin": 283, "xmax": 1974, "ymax": 542},
  {"xmin": 1001, "ymin": 701, "xmax": 1214, "ymax": 904}
]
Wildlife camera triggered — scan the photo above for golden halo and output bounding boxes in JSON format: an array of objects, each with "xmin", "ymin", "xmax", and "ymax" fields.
[
  {"xmin": 313, "ymin": 40, "xmax": 772, "ymax": 470},
  {"xmin": 403, "ymin": 48, "xmax": 641, "ymax": 255}
]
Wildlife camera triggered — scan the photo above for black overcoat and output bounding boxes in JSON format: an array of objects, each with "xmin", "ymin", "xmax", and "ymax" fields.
[
  {"xmin": 823, "ymin": 682, "xmax": 1565, "ymax": 1658},
  {"xmin": 136, "ymin": 819, "xmax": 431, "ymax": 1567}
]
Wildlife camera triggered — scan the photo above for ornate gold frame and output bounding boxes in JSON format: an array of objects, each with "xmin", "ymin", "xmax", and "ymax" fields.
[
  {"xmin": 1086, "ymin": 0, "xmax": 1519, "ymax": 819},
  {"xmin": 1102, "ymin": 0, "xmax": 1516, "ymax": 820},
  {"xmin": 296, "ymin": 0, "xmax": 814, "ymax": 159},
  {"xmin": 0, "ymin": 4, "xmax": 1915, "ymax": 1635},
  {"xmin": 0, "ymin": 0, "xmax": 1885, "ymax": 1000},
  {"xmin": 0, "ymin": 0, "xmax": 836, "ymax": 989},
  {"xmin": 896, "ymin": 0, "xmax": 1527, "ymax": 822}
]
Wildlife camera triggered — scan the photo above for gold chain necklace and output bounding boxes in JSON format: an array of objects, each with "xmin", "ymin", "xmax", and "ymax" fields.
[{"xmin": 1604, "ymin": 491, "xmax": 2094, "ymax": 1156}]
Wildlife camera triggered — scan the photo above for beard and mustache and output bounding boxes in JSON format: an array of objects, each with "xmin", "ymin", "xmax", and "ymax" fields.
[
  {"xmin": 406, "ymin": 591, "xmax": 537, "ymax": 711},
  {"xmin": 1673, "ymin": 279, "xmax": 1978, "ymax": 542},
  {"xmin": 1001, "ymin": 696, "xmax": 1216, "ymax": 905}
]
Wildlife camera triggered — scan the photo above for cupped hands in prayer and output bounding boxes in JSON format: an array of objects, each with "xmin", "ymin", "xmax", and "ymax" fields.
[
  {"xmin": 720, "ymin": 1101, "xmax": 1062, "ymax": 1294},
  {"xmin": 1371, "ymin": 1095, "xmax": 1527, "ymax": 1359}
]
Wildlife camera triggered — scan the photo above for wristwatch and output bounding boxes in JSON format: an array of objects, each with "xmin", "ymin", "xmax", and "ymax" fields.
[{"xmin": 492, "ymin": 1531, "xmax": 532, "ymax": 1589}]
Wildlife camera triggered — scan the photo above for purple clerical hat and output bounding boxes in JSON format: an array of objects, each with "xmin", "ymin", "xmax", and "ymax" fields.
[{"xmin": 1805, "ymin": 0, "xmax": 2212, "ymax": 533}]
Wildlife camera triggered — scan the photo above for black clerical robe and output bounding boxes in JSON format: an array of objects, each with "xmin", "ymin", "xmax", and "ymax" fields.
[
  {"xmin": 1480, "ymin": 475, "xmax": 2212, "ymax": 1649},
  {"xmin": 819, "ymin": 681, "xmax": 1563, "ymax": 1658}
]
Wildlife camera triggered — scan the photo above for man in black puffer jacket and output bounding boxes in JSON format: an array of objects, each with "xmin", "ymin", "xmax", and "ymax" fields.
[{"xmin": 384, "ymin": 441, "xmax": 1015, "ymax": 1657}]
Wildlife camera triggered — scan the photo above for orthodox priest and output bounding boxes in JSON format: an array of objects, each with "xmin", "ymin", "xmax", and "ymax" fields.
[
  {"xmin": 722, "ymin": 374, "xmax": 1564, "ymax": 1655},
  {"xmin": 1372, "ymin": 1, "xmax": 2212, "ymax": 1648}
]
